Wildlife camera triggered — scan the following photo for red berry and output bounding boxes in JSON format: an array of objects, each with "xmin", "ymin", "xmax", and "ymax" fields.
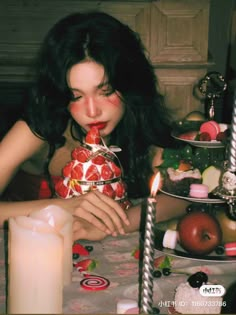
[
  {"xmin": 85, "ymin": 127, "xmax": 101, "ymax": 144},
  {"xmin": 85, "ymin": 165, "xmax": 100, "ymax": 181},
  {"xmin": 199, "ymin": 132, "xmax": 211, "ymax": 141},
  {"xmin": 216, "ymin": 131, "xmax": 227, "ymax": 141},
  {"xmin": 72, "ymin": 147, "xmax": 91, "ymax": 162},
  {"xmin": 132, "ymin": 248, "xmax": 140, "ymax": 260},
  {"xmin": 101, "ymin": 164, "xmax": 114, "ymax": 180},
  {"xmin": 73, "ymin": 243, "xmax": 89, "ymax": 256},
  {"xmin": 71, "ymin": 163, "xmax": 83, "ymax": 180},
  {"xmin": 74, "ymin": 259, "xmax": 97, "ymax": 272},
  {"xmin": 102, "ymin": 184, "xmax": 115, "ymax": 198}
]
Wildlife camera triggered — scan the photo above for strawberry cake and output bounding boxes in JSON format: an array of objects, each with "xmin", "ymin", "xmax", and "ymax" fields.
[
  {"xmin": 169, "ymin": 272, "xmax": 224, "ymax": 314},
  {"xmin": 161, "ymin": 161, "xmax": 201, "ymax": 197},
  {"xmin": 55, "ymin": 127, "xmax": 131, "ymax": 209}
]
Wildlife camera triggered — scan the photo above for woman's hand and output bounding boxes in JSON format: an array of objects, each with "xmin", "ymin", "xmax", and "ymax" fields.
[
  {"xmin": 59, "ymin": 190, "xmax": 130, "ymax": 236},
  {"xmin": 73, "ymin": 217, "xmax": 108, "ymax": 241}
]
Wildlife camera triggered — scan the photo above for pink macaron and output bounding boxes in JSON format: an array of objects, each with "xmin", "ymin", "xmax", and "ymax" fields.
[
  {"xmin": 200, "ymin": 121, "xmax": 220, "ymax": 140},
  {"xmin": 224, "ymin": 242, "xmax": 236, "ymax": 256},
  {"xmin": 189, "ymin": 183, "xmax": 209, "ymax": 198}
]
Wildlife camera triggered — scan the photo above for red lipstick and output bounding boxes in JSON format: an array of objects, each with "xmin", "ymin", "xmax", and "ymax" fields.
[{"xmin": 88, "ymin": 122, "xmax": 107, "ymax": 130}]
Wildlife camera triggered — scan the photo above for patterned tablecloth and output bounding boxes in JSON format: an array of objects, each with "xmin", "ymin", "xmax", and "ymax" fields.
[{"xmin": 0, "ymin": 228, "xmax": 236, "ymax": 314}]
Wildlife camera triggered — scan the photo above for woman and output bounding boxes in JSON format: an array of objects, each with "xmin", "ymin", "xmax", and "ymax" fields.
[{"xmin": 0, "ymin": 11, "xmax": 188, "ymax": 240}]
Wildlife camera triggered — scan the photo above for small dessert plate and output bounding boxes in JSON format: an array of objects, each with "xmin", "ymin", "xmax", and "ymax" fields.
[
  {"xmin": 171, "ymin": 133, "xmax": 225, "ymax": 148},
  {"xmin": 160, "ymin": 189, "xmax": 226, "ymax": 204}
]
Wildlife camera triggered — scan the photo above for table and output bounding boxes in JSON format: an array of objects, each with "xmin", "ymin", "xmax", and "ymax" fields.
[{"xmin": 0, "ymin": 228, "xmax": 236, "ymax": 314}]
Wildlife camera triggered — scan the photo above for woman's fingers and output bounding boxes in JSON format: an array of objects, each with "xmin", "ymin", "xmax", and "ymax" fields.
[
  {"xmin": 72, "ymin": 218, "xmax": 108, "ymax": 241},
  {"xmin": 72, "ymin": 190, "xmax": 130, "ymax": 235}
]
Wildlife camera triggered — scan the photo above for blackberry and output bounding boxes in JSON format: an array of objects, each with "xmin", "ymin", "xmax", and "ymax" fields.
[{"xmin": 188, "ymin": 272, "xmax": 208, "ymax": 288}]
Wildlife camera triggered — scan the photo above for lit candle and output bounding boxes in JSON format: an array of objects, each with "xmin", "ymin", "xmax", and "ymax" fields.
[
  {"xmin": 227, "ymin": 90, "xmax": 236, "ymax": 172},
  {"xmin": 30, "ymin": 205, "xmax": 73, "ymax": 285},
  {"xmin": 8, "ymin": 216, "xmax": 63, "ymax": 314},
  {"xmin": 140, "ymin": 172, "xmax": 160, "ymax": 314}
]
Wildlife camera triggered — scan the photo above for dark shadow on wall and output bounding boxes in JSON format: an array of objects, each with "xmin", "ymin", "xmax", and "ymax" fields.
[{"xmin": 0, "ymin": 82, "xmax": 29, "ymax": 140}]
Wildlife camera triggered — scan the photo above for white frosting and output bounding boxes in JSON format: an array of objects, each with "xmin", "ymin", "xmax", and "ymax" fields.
[
  {"xmin": 174, "ymin": 282, "xmax": 222, "ymax": 314},
  {"xmin": 167, "ymin": 168, "xmax": 201, "ymax": 181},
  {"xmin": 116, "ymin": 299, "xmax": 138, "ymax": 314}
]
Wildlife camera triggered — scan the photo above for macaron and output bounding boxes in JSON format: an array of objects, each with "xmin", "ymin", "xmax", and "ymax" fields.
[
  {"xmin": 224, "ymin": 242, "xmax": 236, "ymax": 256},
  {"xmin": 189, "ymin": 183, "xmax": 209, "ymax": 198},
  {"xmin": 200, "ymin": 120, "xmax": 220, "ymax": 140}
]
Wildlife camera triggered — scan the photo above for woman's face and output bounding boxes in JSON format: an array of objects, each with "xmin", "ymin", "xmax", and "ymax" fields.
[{"xmin": 67, "ymin": 60, "xmax": 124, "ymax": 141}]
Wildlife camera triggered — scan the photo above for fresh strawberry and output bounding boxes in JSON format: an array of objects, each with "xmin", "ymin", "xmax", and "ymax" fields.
[
  {"xmin": 199, "ymin": 132, "xmax": 211, "ymax": 141},
  {"xmin": 85, "ymin": 127, "xmax": 101, "ymax": 144},
  {"xmin": 101, "ymin": 164, "xmax": 114, "ymax": 180},
  {"xmin": 132, "ymin": 248, "xmax": 140, "ymax": 260},
  {"xmin": 62, "ymin": 161, "xmax": 75, "ymax": 177},
  {"xmin": 73, "ymin": 243, "xmax": 90, "ymax": 256},
  {"xmin": 110, "ymin": 162, "xmax": 122, "ymax": 177},
  {"xmin": 115, "ymin": 182, "xmax": 125, "ymax": 198},
  {"xmin": 178, "ymin": 160, "xmax": 192, "ymax": 171},
  {"xmin": 54, "ymin": 178, "xmax": 72, "ymax": 198},
  {"xmin": 85, "ymin": 165, "xmax": 100, "ymax": 181},
  {"xmin": 91, "ymin": 155, "xmax": 106, "ymax": 165},
  {"xmin": 73, "ymin": 182, "xmax": 82, "ymax": 194},
  {"xmin": 74, "ymin": 259, "xmax": 97, "ymax": 272},
  {"xmin": 154, "ymin": 255, "xmax": 172, "ymax": 269},
  {"xmin": 178, "ymin": 130, "xmax": 198, "ymax": 140},
  {"xmin": 72, "ymin": 147, "xmax": 91, "ymax": 163},
  {"xmin": 71, "ymin": 163, "xmax": 83, "ymax": 180},
  {"xmin": 102, "ymin": 184, "xmax": 115, "ymax": 198}
]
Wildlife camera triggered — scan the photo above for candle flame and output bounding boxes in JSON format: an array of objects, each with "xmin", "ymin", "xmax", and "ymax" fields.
[{"xmin": 150, "ymin": 172, "xmax": 160, "ymax": 197}]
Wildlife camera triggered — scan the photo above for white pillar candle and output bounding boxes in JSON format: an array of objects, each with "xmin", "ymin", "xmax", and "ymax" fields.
[
  {"xmin": 30, "ymin": 205, "xmax": 73, "ymax": 285},
  {"xmin": 8, "ymin": 216, "xmax": 63, "ymax": 314}
]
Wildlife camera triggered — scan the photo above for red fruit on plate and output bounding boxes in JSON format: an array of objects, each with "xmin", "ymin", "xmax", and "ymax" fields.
[
  {"xmin": 178, "ymin": 160, "xmax": 192, "ymax": 171},
  {"xmin": 216, "ymin": 131, "xmax": 227, "ymax": 141},
  {"xmin": 178, "ymin": 130, "xmax": 198, "ymax": 140},
  {"xmin": 177, "ymin": 212, "xmax": 222, "ymax": 255},
  {"xmin": 200, "ymin": 120, "xmax": 220, "ymax": 140},
  {"xmin": 199, "ymin": 132, "xmax": 211, "ymax": 141},
  {"xmin": 85, "ymin": 126, "xmax": 101, "ymax": 144},
  {"xmin": 85, "ymin": 165, "xmax": 100, "ymax": 181},
  {"xmin": 72, "ymin": 147, "xmax": 90, "ymax": 162},
  {"xmin": 74, "ymin": 259, "xmax": 97, "ymax": 272}
]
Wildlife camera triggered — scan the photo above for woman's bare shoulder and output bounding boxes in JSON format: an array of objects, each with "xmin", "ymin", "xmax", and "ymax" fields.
[
  {"xmin": 0, "ymin": 120, "xmax": 46, "ymax": 166},
  {"xmin": 149, "ymin": 145, "xmax": 164, "ymax": 169}
]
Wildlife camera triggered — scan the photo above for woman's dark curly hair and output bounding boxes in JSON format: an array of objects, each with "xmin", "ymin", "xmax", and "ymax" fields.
[{"xmin": 23, "ymin": 11, "xmax": 174, "ymax": 198}]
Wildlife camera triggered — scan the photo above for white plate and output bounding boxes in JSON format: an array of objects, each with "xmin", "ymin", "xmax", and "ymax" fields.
[
  {"xmin": 160, "ymin": 189, "xmax": 226, "ymax": 204},
  {"xmin": 154, "ymin": 243, "xmax": 236, "ymax": 262},
  {"xmin": 171, "ymin": 133, "xmax": 225, "ymax": 148}
]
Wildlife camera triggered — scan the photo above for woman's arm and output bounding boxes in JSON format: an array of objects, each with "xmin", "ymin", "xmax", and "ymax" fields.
[{"xmin": 0, "ymin": 121, "xmax": 130, "ymax": 235}]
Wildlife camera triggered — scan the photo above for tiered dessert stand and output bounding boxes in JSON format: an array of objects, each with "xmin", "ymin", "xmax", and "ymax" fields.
[{"xmin": 139, "ymin": 74, "xmax": 236, "ymax": 314}]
